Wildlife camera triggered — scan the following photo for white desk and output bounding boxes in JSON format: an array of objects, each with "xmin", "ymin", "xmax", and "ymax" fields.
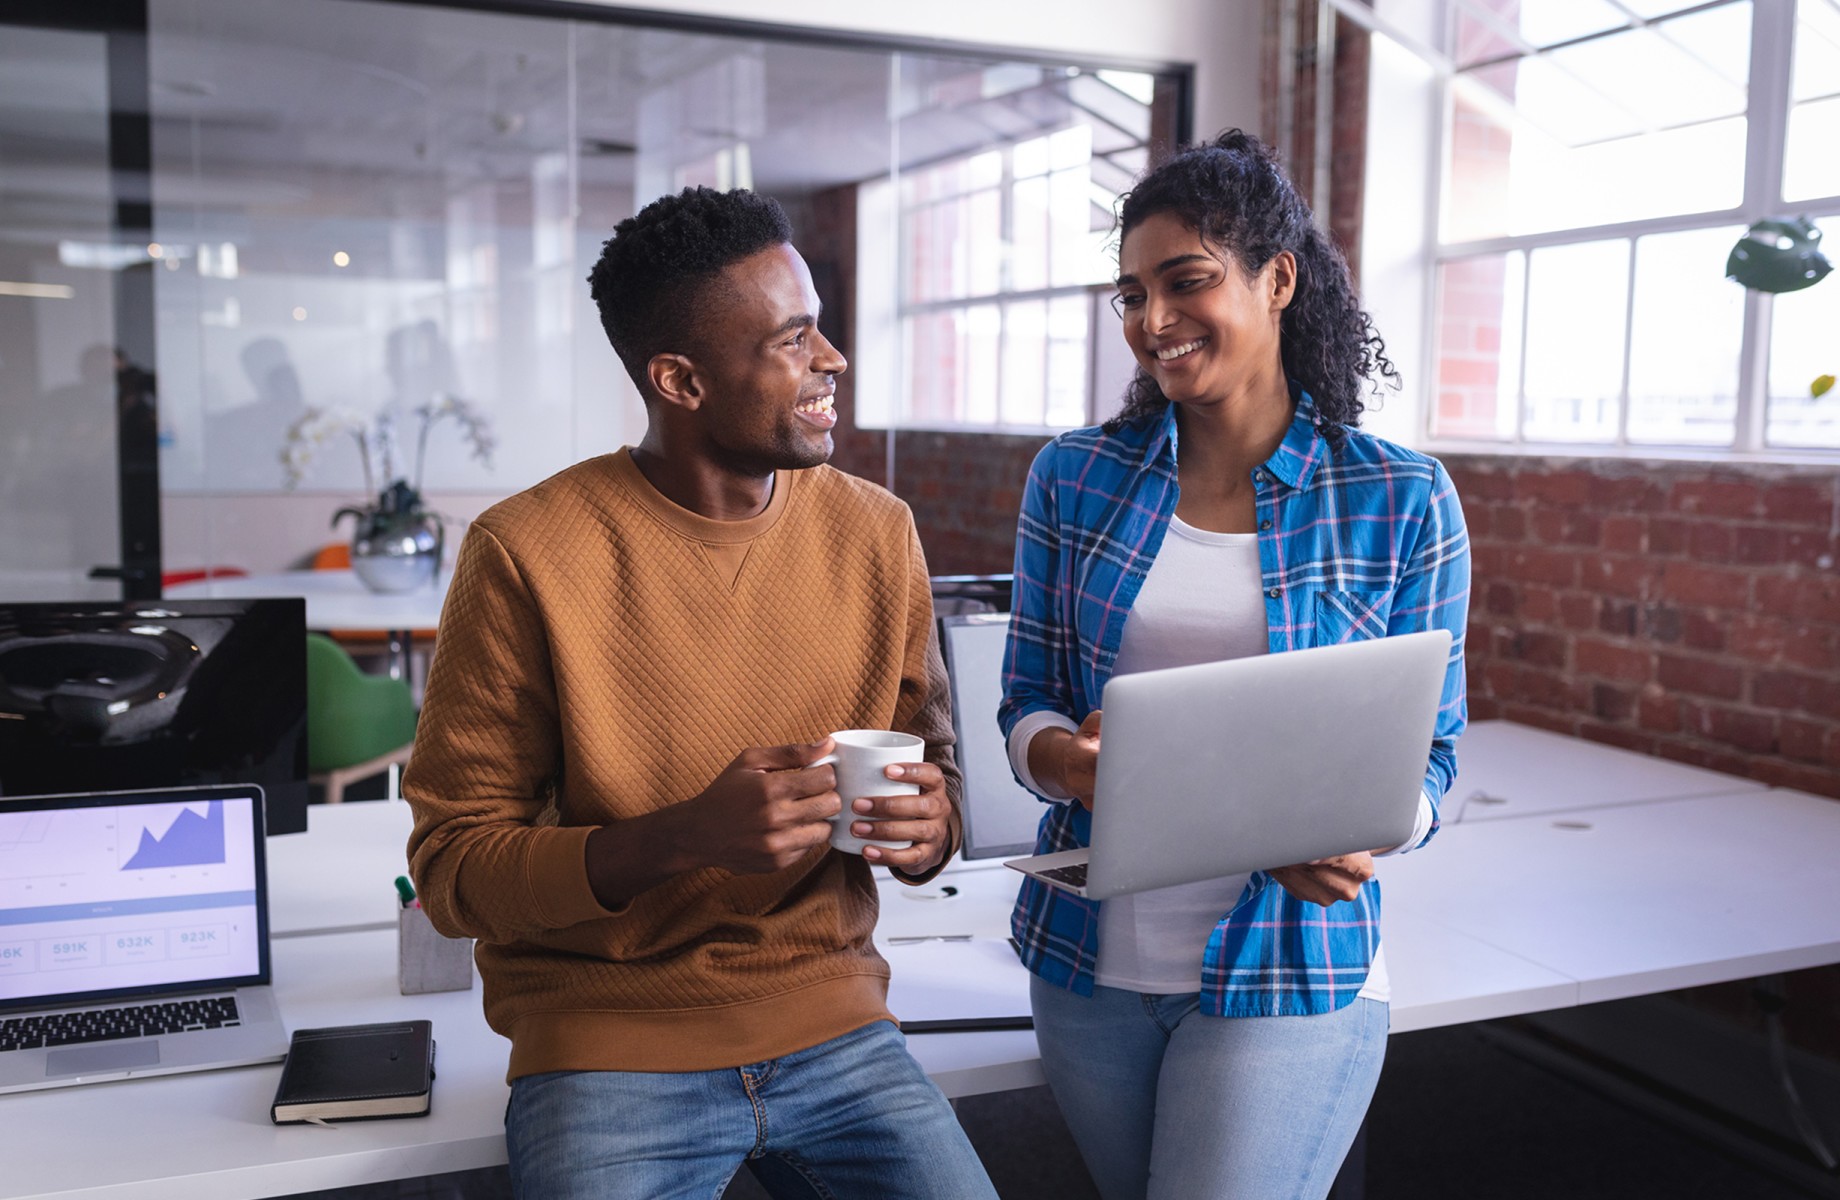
[
  {"xmin": 1447, "ymin": 719, "xmax": 1767, "ymax": 822},
  {"xmin": 17, "ymin": 744, "xmax": 1836, "ymax": 1199},
  {"xmin": 0, "ymin": 927, "xmax": 1043, "ymax": 1200},
  {"xmin": 267, "ymin": 800, "xmax": 414, "ymax": 938},
  {"xmin": 0, "ymin": 871, "xmax": 1589, "ymax": 1199},
  {"xmin": 2, "ymin": 932, "xmax": 507, "ymax": 1200},
  {"xmin": 166, "ymin": 570, "xmax": 450, "ymax": 681},
  {"xmin": 1380, "ymin": 788, "xmax": 1840, "ymax": 1004},
  {"xmin": 875, "ymin": 859, "xmax": 1584, "ymax": 1036}
]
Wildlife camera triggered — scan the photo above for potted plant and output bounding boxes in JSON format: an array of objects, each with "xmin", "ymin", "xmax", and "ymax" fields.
[{"xmin": 282, "ymin": 396, "xmax": 495, "ymax": 593}]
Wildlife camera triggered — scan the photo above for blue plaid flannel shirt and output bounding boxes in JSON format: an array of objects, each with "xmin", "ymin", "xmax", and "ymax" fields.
[{"xmin": 999, "ymin": 391, "xmax": 1471, "ymax": 1017}]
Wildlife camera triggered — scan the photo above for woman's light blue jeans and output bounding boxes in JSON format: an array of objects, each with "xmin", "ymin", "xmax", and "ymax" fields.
[
  {"xmin": 1031, "ymin": 976, "xmax": 1387, "ymax": 1200},
  {"xmin": 503, "ymin": 1019, "xmax": 997, "ymax": 1200}
]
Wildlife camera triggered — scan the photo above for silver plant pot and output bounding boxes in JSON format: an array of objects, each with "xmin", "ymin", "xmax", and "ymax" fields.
[{"xmin": 335, "ymin": 502, "xmax": 444, "ymax": 594}]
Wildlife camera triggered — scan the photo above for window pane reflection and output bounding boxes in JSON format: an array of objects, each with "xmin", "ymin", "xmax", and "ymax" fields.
[
  {"xmin": 1522, "ymin": 240, "xmax": 1628, "ymax": 443},
  {"xmin": 1768, "ymin": 216, "xmax": 1840, "ymax": 449},
  {"xmin": 1785, "ymin": 0, "xmax": 1840, "ymax": 201},
  {"xmin": 0, "ymin": 24, "xmax": 122, "ymax": 599},
  {"xmin": 1432, "ymin": 252, "xmax": 1524, "ymax": 441},
  {"xmin": 1441, "ymin": 2, "xmax": 1751, "ymax": 242},
  {"xmin": 1626, "ymin": 227, "xmax": 1743, "ymax": 445}
]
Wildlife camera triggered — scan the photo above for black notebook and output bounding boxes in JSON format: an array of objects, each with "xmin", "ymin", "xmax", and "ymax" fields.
[{"xmin": 270, "ymin": 1020, "xmax": 435, "ymax": 1125}]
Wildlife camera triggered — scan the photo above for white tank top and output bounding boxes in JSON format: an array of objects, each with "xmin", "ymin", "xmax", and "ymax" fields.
[{"xmin": 1091, "ymin": 515, "xmax": 1390, "ymax": 1001}]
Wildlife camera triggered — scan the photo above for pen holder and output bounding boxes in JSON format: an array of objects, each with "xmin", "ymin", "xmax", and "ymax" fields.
[{"xmin": 397, "ymin": 905, "xmax": 475, "ymax": 995}]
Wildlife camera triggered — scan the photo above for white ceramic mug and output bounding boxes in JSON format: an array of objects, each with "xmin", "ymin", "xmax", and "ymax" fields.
[{"xmin": 816, "ymin": 729, "xmax": 923, "ymax": 854}]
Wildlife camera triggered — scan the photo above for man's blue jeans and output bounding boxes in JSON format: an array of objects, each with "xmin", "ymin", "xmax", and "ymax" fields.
[
  {"xmin": 503, "ymin": 1019, "xmax": 998, "ymax": 1200},
  {"xmin": 1032, "ymin": 976, "xmax": 1387, "ymax": 1200}
]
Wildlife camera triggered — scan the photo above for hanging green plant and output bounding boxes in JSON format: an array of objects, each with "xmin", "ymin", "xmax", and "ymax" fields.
[{"xmin": 1725, "ymin": 217, "xmax": 1831, "ymax": 294}]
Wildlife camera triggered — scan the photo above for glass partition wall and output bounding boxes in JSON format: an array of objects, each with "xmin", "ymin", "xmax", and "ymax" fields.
[
  {"xmin": 0, "ymin": 0, "xmax": 1184, "ymax": 596},
  {"xmin": 0, "ymin": 9, "xmax": 147, "ymax": 601}
]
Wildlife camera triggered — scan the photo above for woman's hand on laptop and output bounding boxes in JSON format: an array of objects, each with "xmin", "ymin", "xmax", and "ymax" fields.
[
  {"xmin": 1028, "ymin": 711, "xmax": 1103, "ymax": 810},
  {"xmin": 1268, "ymin": 852, "xmax": 1375, "ymax": 907}
]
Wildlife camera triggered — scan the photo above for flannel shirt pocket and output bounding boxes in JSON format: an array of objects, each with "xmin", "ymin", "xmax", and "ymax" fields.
[{"xmin": 1311, "ymin": 589, "xmax": 1391, "ymax": 646}]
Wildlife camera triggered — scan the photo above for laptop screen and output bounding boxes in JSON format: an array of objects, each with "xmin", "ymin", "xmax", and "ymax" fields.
[{"xmin": 0, "ymin": 786, "xmax": 271, "ymax": 1011}]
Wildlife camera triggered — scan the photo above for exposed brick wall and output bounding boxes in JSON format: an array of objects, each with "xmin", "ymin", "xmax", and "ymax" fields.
[
  {"xmin": 1447, "ymin": 455, "xmax": 1840, "ymax": 799},
  {"xmin": 845, "ymin": 429, "xmax": 1045, "ymax": 576},
  {"xmin": 1259, "ymin": 0, "xmax": 1371, "ymax": 281},
  {"xmin": 1328, "ymin": 15, "xmax": 1369, "ymax": 284}
]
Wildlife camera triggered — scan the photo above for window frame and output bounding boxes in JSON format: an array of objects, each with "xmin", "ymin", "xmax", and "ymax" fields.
[
  {"xmin": 888, "ymin": 131, "xmax": 1124, "ymax": 435},
  {"xmin": 1420, "ymin": 0, "xmax": 1840, "ymax": 461}
]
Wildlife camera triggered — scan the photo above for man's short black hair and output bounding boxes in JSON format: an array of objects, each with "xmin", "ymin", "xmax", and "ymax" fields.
[{"xmin": 586, "ymin": 186, "xmax": 794, "ymax": 394}]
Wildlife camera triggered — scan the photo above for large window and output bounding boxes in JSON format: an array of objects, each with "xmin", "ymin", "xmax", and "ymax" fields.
[
  {"xmin": 1420, "ymin": 0, "xmax": 1840, "ymax": 455},
  {"xmin": 900, "ymin": 128, "xmax": 1106, "ymax": 430},
  {"xmin": 855, "ymin": 65, "xmax": 1174, "ymax": 432}
]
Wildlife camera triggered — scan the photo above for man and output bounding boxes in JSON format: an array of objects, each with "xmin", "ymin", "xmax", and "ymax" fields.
[{"xmin": 404, "ymin": 186, "xmax": 996, "ymax": 1199}]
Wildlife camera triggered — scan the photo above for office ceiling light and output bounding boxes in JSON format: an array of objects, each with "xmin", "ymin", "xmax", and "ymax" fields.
[
  {"xmin": 0, "ymin": 282, "xmax": 74, "ymax": 299},
  {"xmin": 197, "ymin": 242, "xmax": 239, "ymax": 279},
  {"xmin": 333, "ymin": 251, "xmax": 350, "ymax": 267},
  {"xmin": 292, "ymin": 307, "xmax": 307, "ymax": 321},
  {"xmin": 59, "ymin": 241, "xmax": 150, "ymax": 270},
  {"xmin": 155, "ymin": 79, "xmax": 216, "ymax": 98}
]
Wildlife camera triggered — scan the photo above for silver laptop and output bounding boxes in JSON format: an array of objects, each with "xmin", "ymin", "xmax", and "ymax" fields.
[
  {"xmin": 1006, "ymin": 630, "xmax": 1452, "ymax": 899},
  {"xmin": 0, "ymin": 784, "xmax": 289, "ymax": 1093}
]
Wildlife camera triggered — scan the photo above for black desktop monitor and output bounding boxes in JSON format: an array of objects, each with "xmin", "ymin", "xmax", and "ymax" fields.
[{"xmin": 0, "ymin": 598, "xmax": 309, "ymax": 835}]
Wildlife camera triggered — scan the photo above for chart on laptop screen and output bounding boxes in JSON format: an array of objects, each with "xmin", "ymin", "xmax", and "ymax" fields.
[{"xmin": 0, "ymin": 797, "xmax": 262, "ymax": 1003}]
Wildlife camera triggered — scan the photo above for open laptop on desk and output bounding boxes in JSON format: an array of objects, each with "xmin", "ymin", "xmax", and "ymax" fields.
[
  {"xmin": 1007, "ymin": 630, "xmax": 1451, "ymax": 899},
  {"xmin": 0, "ymin": 784, "xmax": 289, "ymax": 1094}
]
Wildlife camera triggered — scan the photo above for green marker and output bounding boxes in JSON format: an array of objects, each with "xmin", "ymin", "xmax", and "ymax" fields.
[{"xmin": 394, "ymin": 875, "xmax": 416, "ymax": 907}]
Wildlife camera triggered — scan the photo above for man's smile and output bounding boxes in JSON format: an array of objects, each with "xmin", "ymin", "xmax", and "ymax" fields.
[{"xmin": 794, "ymin": 391, "xmax": 837, "ymax": 429}]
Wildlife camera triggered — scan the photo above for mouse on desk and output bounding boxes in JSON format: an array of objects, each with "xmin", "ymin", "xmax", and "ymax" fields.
[{"xmin": 899, "ymin": 884, "xmax": 958, "ymax": 901}]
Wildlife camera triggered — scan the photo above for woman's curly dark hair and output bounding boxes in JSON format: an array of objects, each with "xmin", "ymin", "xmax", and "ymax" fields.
[{"xmin": 1104, "ymin": 130, "xmax": 1397, "ymax": 444}]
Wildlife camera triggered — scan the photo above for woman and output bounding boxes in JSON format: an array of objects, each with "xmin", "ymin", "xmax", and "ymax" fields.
[{"xmin": 999, "ymin": 130, "xmax": 1470, "ymax": 1200}]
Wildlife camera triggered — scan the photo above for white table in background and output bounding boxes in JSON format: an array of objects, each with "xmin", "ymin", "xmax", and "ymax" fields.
[
  {"xmin": 267, "ymin": 799, "xmax": 415, "ymax": 938},
  {"xmin": 1447, "ymin": 719, "xmax": 1767, "ymax": 823},
  {"xmin": 165, "ymin": 569, "xmax": 450, "ymax": 681},
  {"xmin": 1379, "ymin": 787, "xmax": 1840, "ymax": 1004},
  {"xmin": 266, "ymin": 806, "xmax": 1015, "ymax": 944}
]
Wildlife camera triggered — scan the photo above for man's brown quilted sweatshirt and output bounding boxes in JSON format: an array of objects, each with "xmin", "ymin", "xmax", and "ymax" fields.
[{"xmin": 404, "ymin": 449, "xmax": 961, "ymax": 1079}]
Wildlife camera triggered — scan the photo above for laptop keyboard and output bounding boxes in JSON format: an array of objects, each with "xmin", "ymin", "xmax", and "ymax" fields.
[
  {"xmin": 0, "ymin": 996, "xmax": 241, "ymax": 1052},
  {"xmin": 1039, "ymin": 862, "xmax": 1089, "ymax": 888}
]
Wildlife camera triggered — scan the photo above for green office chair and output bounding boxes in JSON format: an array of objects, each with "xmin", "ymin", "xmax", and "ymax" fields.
[{"xmin": 306, "ymin": 632, "xmax": 418, "ymax": 804}]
